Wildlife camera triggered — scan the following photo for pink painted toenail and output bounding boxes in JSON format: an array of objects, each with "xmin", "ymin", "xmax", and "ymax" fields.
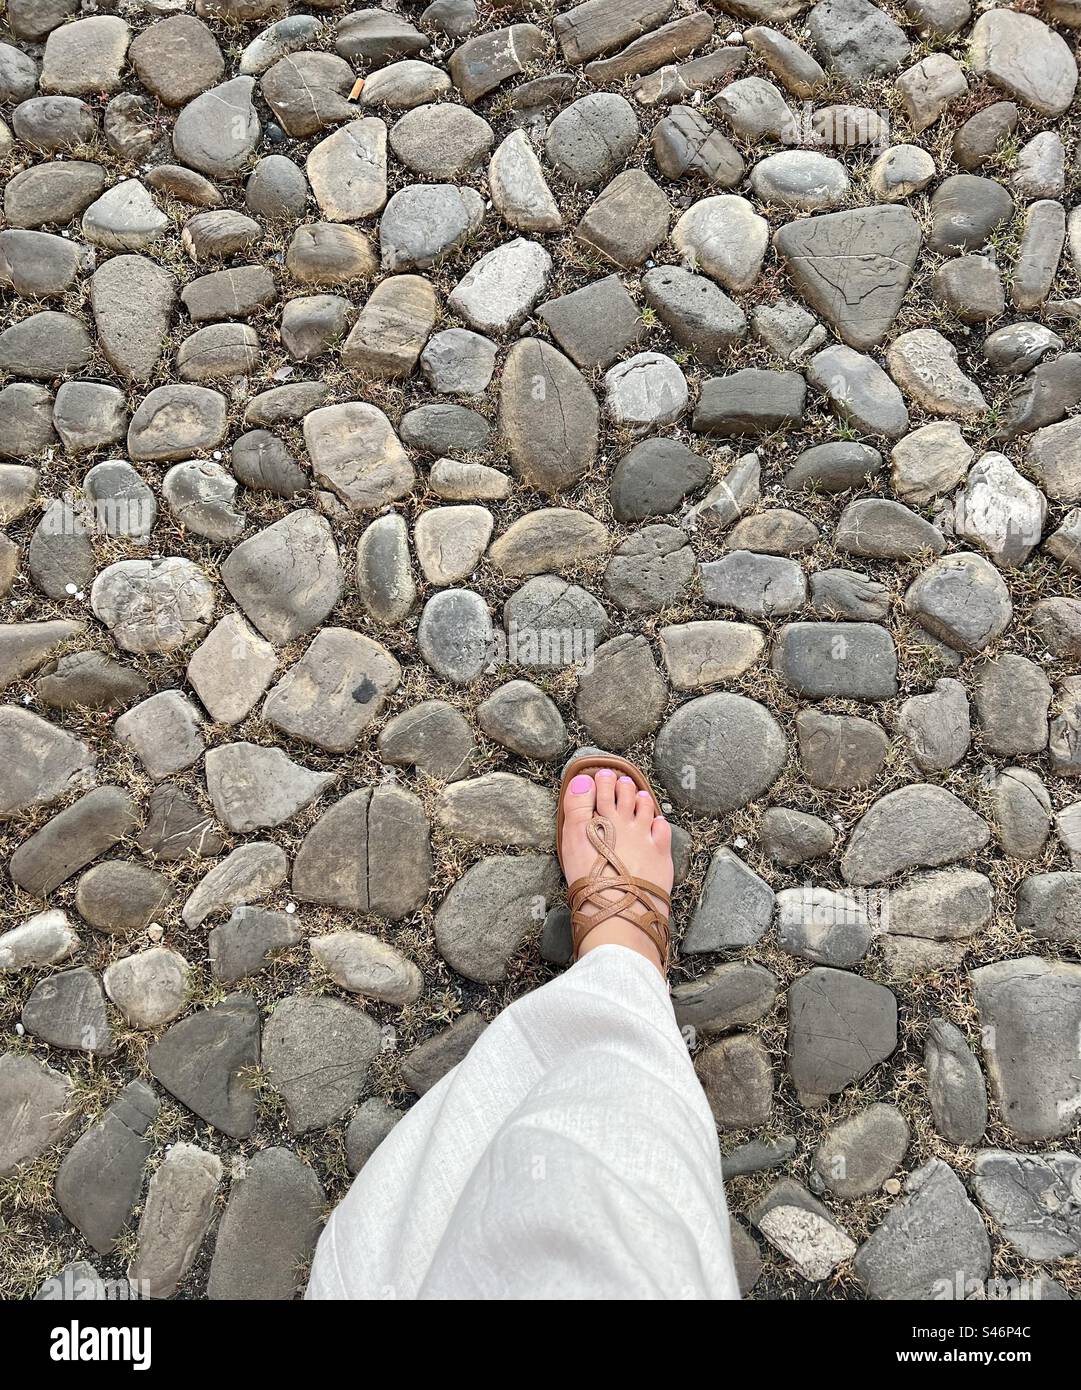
[
  {"xmin": 637, "ymin": 790, "xmax": 651, "ymax": 798},
  {"xmin": 569, "ymin": 775, "xmax": 593, "ymax": 793},
  {"xmin": 618, "ymin": 776, "xmax": 635, "ymax": 785},
  {"xmin": 595, "ymin": 767, "xmax": 615, "ymax": 778}
]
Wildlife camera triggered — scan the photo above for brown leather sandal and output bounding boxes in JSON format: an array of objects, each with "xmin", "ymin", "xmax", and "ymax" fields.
[{"xmin": 556, "ymin": 753, "xmax": 672, "ymax": 970}]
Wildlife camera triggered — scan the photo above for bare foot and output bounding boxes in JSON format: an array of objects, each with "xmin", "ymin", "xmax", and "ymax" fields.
[{"xmin": 560, "ymin": 768, "xmax": 673, "ymax": 976}]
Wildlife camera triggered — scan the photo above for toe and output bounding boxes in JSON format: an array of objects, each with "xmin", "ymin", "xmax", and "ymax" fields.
[
  {"xmin": 651, "ymin": 815, "xmax": 672, "ymax": 853},
  {"xmin": 563, "ymin": 771, "xmax": 596, "ymax": 822},
  {"xmin": 615, "ymin": 775, "xmax": 637, "ymax": 819},
  {"xmin": 634, "ymin": 788, "xmax": 656, "ymax": 824},
  {"xmin": 594, "ymin": 766, "xmax": 617, "ymax": 816}
]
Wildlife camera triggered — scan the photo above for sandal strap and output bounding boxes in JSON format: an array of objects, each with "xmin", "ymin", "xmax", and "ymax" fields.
[{"xmin": 567, "ymin": 815, "xmax": 671, "ymax": 969}]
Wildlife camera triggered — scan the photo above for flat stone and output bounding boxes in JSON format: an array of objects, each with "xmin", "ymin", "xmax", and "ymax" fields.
[
  {"xmin": 182, "ymin": 842, "xmax": 288, "ymax": 929},
  {"xmin": 0, "ymin": 311, "xmax": 91, "ymax": 381},
  {"xmin": 55, "ymin": 1080, "xmax": 157, "ymax": 1254},
  {"xmin": 853, "ymin": 1158, "xmax": 991, "ymax": 1300},
  {"xmin": 285, "ymin": 222, "xmax": 377, "ymax": 288},
  {"xmin": 772, "ymin": 622, "xmax": 897, "ymax": 701},
  {"xmin": 5, "ymin": 161, "xmax": 107, "ymax": 229},
  {"xmin": 693, "ymin": 369, "xmax": 805, "ymax": 436},
  {"xmin": 437, "ymin": 772, "xmax": 555, "ymax": 850},
  {"xmin": 40, "ymin": 15, "xmax": 129, "ymax": 95},
  {"xmin": 380, "ymin": 184, "xmax": 483, "ymax": 273},
  {"xmin": 448, "ymin": 237, "xmax": 552, "ymax": 337},
  {"xmin": 292, "ymin": 785, "xmax": 432, "ymax": 919},
  {"xmin": 672, "ymin": 194, "xmax": 768, "ymax": 293},
  {"xmin": 925, "ymin": 1017, "xmax": 987, "ymax": 1145},
  {"xmin": 264, "ymin": 994, "xmax": 381, "ymax": 1134},
  {"xmin": 127, "ymin": 384, "xmax": 227, "ymax": 460},
  {"xmin": 209, "ymin": 906, "xmax": 302, "ymax": 985},
  {"xmin": 245, "ymin": 155, "xmax": 309, "ymax": 220},
  {"xmin": 92, "ymin": 254, "xmax": 177, "ymax": 382},
  {"xmin": 652, "ymin": 104, "xmax": 743, "ymax": 189},
  {"xmin": 346, "ymin": 1099, "xmax": 399, "ymax": 1174},
  {"xmin": 776, "ymin": 886, "xmax": 872, "ymax": 965},
  {"xmin": 231, "ymin": 430, "xmax": 309, "ymax": 496},
  {"xmin": 304, "ymin": 401, "xmax": 413, "ymax": 509},
  {"xmin": 415, "ymin": 505, "xmax": 493, "ymax": 585},
  {"xmin": 969, "ymin": 8, "xmax": 1077, "ymax": 117},
  {"xmin": 162, "ymin": 458, "xmax": 246, "ymax": 539},
  {"xmin": 0, "ymin": 910, "xmax": 79, "ymax": 973},
  {"xmin": 807, "ymin": 0, "xmax": 909, "ymax": 81},
  {"xmin": 701, "ymin": 550, "xmax": 806, "ymax": 618},
  {"xmin": 0, "ymin": 1053, "xmax": 75, "ymax": 1178},
  {"xmin": 103, "ymin": 948, "xmax": 190, "ymax": 1029},
  {"xmin": 449, "ymin": 24, "xmax": 548, "ymax": 104},
  {"xmin": 796, "ymin": 710, "xmax": 888, "ymax": 789},
  {"xmin": 173, "ymin": 77, "xmax": 260, "ymax": 179},
  {"xmin": 401, "ymin": 1013, "xmax": 487, "ymax": 1094},
  {"xmin": 787, "ymin": 967, "xmax": 897, "ymax": 1100},
  {"xmin": 114, "ymin": 691, "xmax": 204, "ymax": 779},
  {"xmin": 898, "ymin": 677, "xmax": 970, "ymax": 771},
  {"xmin": 138, "ymin": 786, "xmax": 224, "ymax": 863},
  {"xmin": 684, "ymin": 847, "xmax": 774, "ymax": 953},
  {"xmin": 421, "ymin": 328, "xmax": 497, "ymax": 396},
  {"xmin": 128, "ymin": 1143, "xmax": 222, "ymax": 1299},
  {"xmin": 546, "ymin": 91, "xmax": 639, "ymax": 188},
  {"xmin": 435, "ymin": 853, "xmax": 560, "ymax": 982},
  {"xmin": 695, "ymin": 1033, "xmax": 773, "ymax": 1130},
  {"xmin": 207, "ymin": 1147, "xmax": 323, "ymax": 1300},
  {"xmin": 750, "ymin": 150, "xmax": 849, "ymax": 211},
  {"xmin": 672, "ymin": 962, "xmax": 778, "ymax": 1035},
  {"xmin": 130, "ymin": 14, "xmax": 223, "ymax": 105},
  {"xmin": 75, "ymin": 861, "xmax": 173, "ymax": 934},
  {"xmin": 499, "ymin": 338, "xmax": 599, "ymax": 495},
  {"xmin": 355, "ymin": 513, "xmax": 415, "ymax": 624},
  {"xmin": 187, "ymin": 613, "xmax": 276, "ymax": 726},
  {"xmin": 973, "ymin": 1150, "xmax": 1081, "ymax": 1260},
  {"xmin": 148, "ymin": 995, "xmax": 260, "ymax": 1138},
  {"xmin": 22, "ymin": 966, "xmax": 113, "ymax": 1054},
  {"xmin": 392, "ymin": 103, "xmax": 493, "ymax": 179},
  {"xmin": 573, "ymin": 634, "xmax": 666, "ymax": 749},
  {"xmin": 814, "ymin": 1104, "xmax": 909, "ymax": 1197},
  {"xmin": 90, "ymin": 558, "xmax": 214, "ymax": 656},
  {"xmin": 905, "ymin": 551, "xmax": 1013, "ymax": 652},
  {"xmin": 971, "ymin": 956, "xmax": 1081, "ymax": 1141},
  {"xmin": 842, "ymin": 785, "xmax": 990, "ymax": 886},
  {"xmin": 10, "ymin": 787, "xmax": 137, "ymax": 896},
  {"xmin": 538, "ymin": 274, "xmax": 643, "ymax": 370},
  {"xmin": 378, "ymin": 700, "xmax": 476, "ymax": 780},
  {"xmin": 993, "ymin": 769, "xmax": 1052, "ymax": 862},
  {"xmin": 775, "ymin": 206, "xmax": 921, "ymax": 350},
  {"xmin": 655, "ymin": 692, "xmax": 785, "ymax": 816},
  {"xmin": 261, "ymin": 50, "xmax": 354, "ymax": 138},
  {"xmin": 642, "ymin": 266, "xmax": 746, "ymax": 362},
  {"xmin": 222, "ymin": 511, "xmax": 342, "ymax": 644},
  {"xmin": 417, "ymin": 589, "xmax": 494, "ymax": 683},
  {"xmin": 806, "ymin": 345, "xmax": 909, "ymax": 438},
  {"xmin": 489, "ymin": 128, "xmax": 562, "ymax": 233},
  {"xmin": 263, "ymin": 627, "xmax": 400, "ymax": 752},
  {"xmin": 477, "ymin": 681, "xmax": 566, "ymax": 760},
  {"xmin": 205, "ymin": 742, "xmax": 333, "ymax": 833},
  {"xmin": 929, "ymin": 173, "xmax": 1013, "ymax": 254},
  {"xmin": 605, "ymin": 352, "xmax": 687, "ymax": 431},
  {"xmin": 306, "ymin": 119, "xmax": 386, "ymax": 221},
  {"xmin": 309, "ymin": 931, "xmax": 421, "ymax": 1006}
]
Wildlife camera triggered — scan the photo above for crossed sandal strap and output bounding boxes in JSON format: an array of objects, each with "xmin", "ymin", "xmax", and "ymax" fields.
[{"xmin": 567, "ymin": 814, "xmax": 671, "ymax": 968}]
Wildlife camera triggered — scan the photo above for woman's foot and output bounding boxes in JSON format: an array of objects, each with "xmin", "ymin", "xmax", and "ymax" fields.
[{"xmin": 560, "ymin": 768, "xmax": 673, "ymax": 976}]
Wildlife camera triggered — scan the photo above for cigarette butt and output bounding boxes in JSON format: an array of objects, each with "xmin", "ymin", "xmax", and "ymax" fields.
[{"xmin": 349, "ymin": 78, "xmax": 364, "ymax": 100}]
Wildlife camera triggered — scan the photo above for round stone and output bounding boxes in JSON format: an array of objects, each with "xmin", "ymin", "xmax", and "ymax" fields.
[
  {"xmin": 90, "ymin": 557, "xmax": 216, "ymax": 653},
  {"xmin": 654, "ymin": 692, "xmax": 787, "ymax": 815}
]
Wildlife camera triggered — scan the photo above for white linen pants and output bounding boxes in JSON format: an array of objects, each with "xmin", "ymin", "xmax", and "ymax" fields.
[{"xmin": 306, "ymin": 944, "xmax": 740, "ymax": 1300}]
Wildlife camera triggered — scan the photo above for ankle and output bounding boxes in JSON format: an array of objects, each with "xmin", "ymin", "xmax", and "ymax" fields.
[{"xmin": 577, "ymin": 919, "xmax": 665, "ymax": 975}]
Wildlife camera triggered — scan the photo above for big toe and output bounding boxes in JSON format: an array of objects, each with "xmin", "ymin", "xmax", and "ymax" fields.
[{"xmin": 563, "ymin": 772, "xmax": 597, "ymax": 823}]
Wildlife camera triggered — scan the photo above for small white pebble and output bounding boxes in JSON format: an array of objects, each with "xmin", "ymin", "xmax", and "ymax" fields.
[
  {"xmin": 285, "ymin": 902, "xmax": 297, "ymax": 915},
  {"xmin": 727, "ymin": 30, "xmax": 743, "ymax": 42},
  {"xmin": 15, "ymin": 1023, "xmax": 24, "ymax": 1036},
  {"xmin": 22, "ymin": 694, "xmax": 31, "ymax": 705},
  {"xmin": 213, "ymin": 451, "xmax": 223, "ymax": 460},
  {"xmin": 733, "ymin": 834, "xmax": 748, "ymax": 849},
  {"xmin": 65, "ymin": 582, "xmax": 77, "ymax": 595},
  {"xmin": 75, "ymin": 592, "xmax": 84, "ymax": 601}
]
